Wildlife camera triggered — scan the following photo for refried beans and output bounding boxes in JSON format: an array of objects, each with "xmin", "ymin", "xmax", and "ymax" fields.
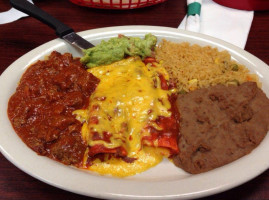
[{"xmin": 173, "ymin": 82, "xmax": 269, "ymax": 174}]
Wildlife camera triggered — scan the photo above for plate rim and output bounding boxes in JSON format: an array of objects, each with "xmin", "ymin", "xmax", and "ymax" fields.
[{"xmin": 1, "ymin": 25, "xmax": 269, "ymax": 200}]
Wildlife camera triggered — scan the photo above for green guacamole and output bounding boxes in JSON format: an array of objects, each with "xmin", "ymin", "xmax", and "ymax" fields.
[{"xmin": 80, "ymin": 33, "xmax": 157, "ymax": 68}]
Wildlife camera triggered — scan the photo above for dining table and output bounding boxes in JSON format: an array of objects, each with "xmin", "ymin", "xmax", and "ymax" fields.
[{"xmin": 0, "ymin": 0, "xmax": 269, "ymax": 199}]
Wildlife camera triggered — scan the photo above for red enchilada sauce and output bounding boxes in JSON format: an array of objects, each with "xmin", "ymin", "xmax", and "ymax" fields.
[
  {"xmin": 8, "ymin": 51, "xmax": 99, "ymax": 166},
  {"xmin": 142, "ymin": 71, "xmax": 180, "ymax": 154},
  {"xmin": 84, "ymin": 58, "xmax": 180, "ymax": 161},
  {"xmin": 8, "ymin": 52, "xmax": 180, "ymax": 168}
]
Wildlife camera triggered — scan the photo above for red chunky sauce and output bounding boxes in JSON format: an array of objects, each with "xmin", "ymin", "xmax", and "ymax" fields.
[{"xmin": 8, "ymin": 51, "xmax": 99, "ymax": 166}]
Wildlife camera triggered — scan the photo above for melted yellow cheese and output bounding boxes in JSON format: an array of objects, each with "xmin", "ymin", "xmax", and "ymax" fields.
[
  {"xmin": 86, "ymin": 146, "xmax": 169, "ymax": 177},
  {"xmin": 74, "ymin": 57, "xmax": 174, "ymax": 177}
]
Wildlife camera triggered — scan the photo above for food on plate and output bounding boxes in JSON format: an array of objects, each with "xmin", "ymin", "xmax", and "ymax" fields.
[
  {"xmin": 155, "ymin": 39, "xmax": 268, "ymax": 173},
  {"xmin": 155, "ymin": 40, "xmax": 259, "ymax": 93},
  {"xmin": 81, "ymin": 33, "xmax": 157, "ymax": 68},
  {"xmin": 8, "ymin": 49, "xmax": 179, "ymax": 177},
  {"xmin": 8, "ymin": 52, "xmax": 99, "ymax": 166},
  {"xmin": 173, "ymin": 82, "xmax": 269, "ymax": 174},
  {"xmin": 74, "ymin": 56, "xmax": 179, "ymax": 176},
  {"xmin": 7, "ymin": 33, "xmax": 269, "ymax": 177}
]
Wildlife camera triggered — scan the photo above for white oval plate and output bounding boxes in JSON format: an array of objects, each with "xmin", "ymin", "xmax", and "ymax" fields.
[{"xmin": 1, "ymin": 26, "xmax": 269, "ymax": 200}]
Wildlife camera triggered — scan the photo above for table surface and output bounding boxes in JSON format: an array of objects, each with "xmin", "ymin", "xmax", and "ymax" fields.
[{"xmin": 0, "ymin": 0, "xmax": 269, "ymax": 199}]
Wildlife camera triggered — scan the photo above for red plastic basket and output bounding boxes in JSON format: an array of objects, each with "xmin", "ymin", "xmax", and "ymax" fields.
[{"xmin": 70, "ymin": 0, "xmax": 167, "ymax": 9}]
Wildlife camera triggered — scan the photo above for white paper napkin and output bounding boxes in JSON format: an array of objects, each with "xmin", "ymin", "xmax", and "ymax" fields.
[
  {"xmin": 178, "ymin": 0, "xmax": 254, "ymax": 48},
  {"xmin": 0, "ymin": 0, "xmax": 33, "ymax": 25}
]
